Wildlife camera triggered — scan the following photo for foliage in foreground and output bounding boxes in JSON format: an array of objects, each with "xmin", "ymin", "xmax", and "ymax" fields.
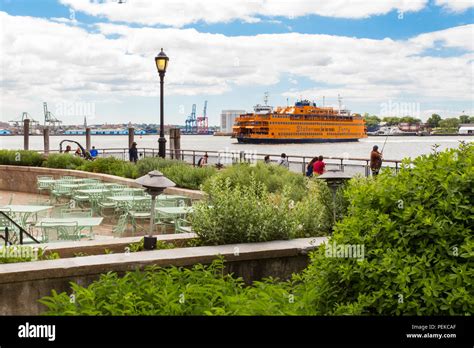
[
  {"xmin": 192, "ymin": 175, "xmax": 335, "ymax": 245},
  {"xmin": 39, "ymin": 258, "xmax": 297, "ymax": 315},
  {"xmin": 77, "ymin": 157, "xmax": 139, "ymax": 179},
  {"xmin": 40, "ymin": 143, "xmax": 473, "ymax": 315},
  {"xmin": 42, "ymin": 153, "xmax": 85, "ymax": 170},
  {"xmin": 136, "ymin": 157, "xmax": 216, "ymax": 190},
  {"xmin": 202, "ymin": 162, "xmax": 307, "ymax": 202},
  {"xmin": 0, "ymin": 150, "xmax": 44, "ymax": 167},
  {"xmin": 294, "ymin": 142, "xmax": 474, "ymax": 315}
]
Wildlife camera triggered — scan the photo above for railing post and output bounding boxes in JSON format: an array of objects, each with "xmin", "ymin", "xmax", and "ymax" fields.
[
  {"xmin": 340, "ymin": 158, "xmax": 344, "ymax": 172},
  {"xmin": 193, "ymin": 151, "xmax": 196, "ymax": 167},
  {"xmin": 366, "ymin": 160, "xmax": 369, "ymax": 177},
  {"xmin": 4, "ymin": 226, "xmax": 8, "ymax": 246},
  {"xmin": 302, "ymin": 157, "xmax": 306, "ymax": 175}
]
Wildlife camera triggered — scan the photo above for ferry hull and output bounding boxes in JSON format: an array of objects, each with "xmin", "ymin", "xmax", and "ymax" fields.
[{"xmin": 237, "ymin": 137, "xmax": 360, "ymax": 144}]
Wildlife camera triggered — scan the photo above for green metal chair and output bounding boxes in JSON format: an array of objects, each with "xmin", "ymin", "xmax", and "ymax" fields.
[
  {"xmin": 175, "ymin": 218, "xmax": 192, "ymax": 234},
  {"xmin": 112, "ymin": 213, "xmax": 129, "ymax": 236},
  {"xmin": 61, "ymin": 208, "xmax": 93, "ymax": 238},
  {"xmin": 97, "ymin": 191, "xmax": 118, "ymax": 218},
  {"xmin": 129, "ymin": 199, "xmax": 152, "ymax": 233},
  {"xmin": 37, "ymin": 175, "xmax": 54, "ymax": 195},
  {"xmin": 38, "ymin": 221, "xmax": 80, "ymax": 242}
]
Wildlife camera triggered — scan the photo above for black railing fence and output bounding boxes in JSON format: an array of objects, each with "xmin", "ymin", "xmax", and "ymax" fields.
[{"xmin": 41, "ymin": 147, "xmax": 401, "ymax": 177}]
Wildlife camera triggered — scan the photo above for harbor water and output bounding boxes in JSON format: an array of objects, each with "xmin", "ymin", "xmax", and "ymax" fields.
[{"xmin": 0, "ymin": 135, "xmax": 470, "ymax": 162}]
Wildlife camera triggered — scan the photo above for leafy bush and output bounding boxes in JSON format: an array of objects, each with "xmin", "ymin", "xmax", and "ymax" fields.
[
  {"xmin": 0, "ymin": 246, "xmax": 60, "ymax": 264},
  {"xmin": 202, "ymin": 162, "xmax": 307, "ymax": 202},
  {"xmin": 0, "ymin": 150, "xmax": 44, "ymax": 167},
  {"xmin": 192, "ymin": 177, "xmax": 298, "ymax": 245},
  {"xmin": 292, "ymin": 142, "xmax": 474, "ymax": 315},
  {"xmin": 77, "ymin": 157, "xmax": 139, "ymax": 179},
  {"xmin": 136, "ymin": 157, "xmax": 179, "ymax": 175},
  {"xmin": 137, "ymin": 157, "xmax": 216, "ymax": 190},
  {"xmin": 42, "ymin": 154, "xmax": 85, "ymax": 170},
  {"xmin": 40, "ymin": 144, "xmax": 473, "ymax": 316},
  {"xmin": 40, "ymin": 258, "xmax": 297, "ymax": 315}
]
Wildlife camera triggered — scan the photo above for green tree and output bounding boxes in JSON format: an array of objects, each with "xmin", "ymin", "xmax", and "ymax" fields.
[
  {"xmin": 399, "ymin": 116, "xmax": 421, "ymax": 124},
  {"xmin": 382, "ymin": 117, "xmax": 400, "ymax": 126},
  {"xmin": 459, "ymin": 115, "xmax": 470, "ymax": 124},
  {"xmin": 363, "ymin": 114, "xmax": 381, "ymax": 128},
  {"xmin": 439, "ymin": 118, "xmax": 460, "ymax": 130},
  {"xmin": 427, "ymin": 114, "xmax": 441, "ymax": 128}
]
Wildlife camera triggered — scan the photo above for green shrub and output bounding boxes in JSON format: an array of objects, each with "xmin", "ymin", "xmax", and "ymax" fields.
[
  {"xmin": 136, "ymin": 157, "xmax": 180, "ymax": 175},
  {"xmin": 191, "ymin": 176, "xmax": 298, "ymax": 245},
  {"xmin": 77, "ymin": 157, "xmax": 139, "ymax": 179},
  {"xmin": 292, "ymin": 142, "xmax": 474, "ymax": 315},
  {"xmin": 202, "ymin": 162, "xmax": 307, "ymax": 202},
  {"xmin": 43, "ymin": 154, "xmax": 85, "ymax": 170},
  {"xmin": 39, "ymin": 258, "xmax": 297, "ymax": 315},
  {"xmin": 137, "ymin": 157, "xmax": 216, "ymax": 190},
  {"xmin": 0, "ymin": 150, "xmax": 44, "ymax": 166}
]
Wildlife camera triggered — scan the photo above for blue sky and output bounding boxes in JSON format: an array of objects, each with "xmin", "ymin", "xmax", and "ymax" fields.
[{"xmin": 1, "ymin": 0, "xmax": 473, "ymax": 125}]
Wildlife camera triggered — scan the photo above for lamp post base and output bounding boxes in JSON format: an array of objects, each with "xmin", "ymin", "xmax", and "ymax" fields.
[
  {"xmin": 144, "ymin": 236, "xmax": 157, "ymax": 250},
  {"xmin": 158, "ymin": 137, "xmax": 166, "ymax": 158}
]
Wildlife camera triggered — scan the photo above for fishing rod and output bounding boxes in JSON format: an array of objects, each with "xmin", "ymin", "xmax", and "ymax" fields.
[{"xmin": 381, "ymin": 132, "xmax": 389, "ymax": 154}]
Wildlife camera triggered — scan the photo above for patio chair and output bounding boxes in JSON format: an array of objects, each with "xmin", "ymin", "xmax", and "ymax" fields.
[
  {"xmin": 112, "ymin": 213, "xmax": 129, "ymax": 236},
  {"xmin": 61, "ymin": 208, "xmax": 93, "ymax": 238},
  {"xmin": 51, "ymin": 184, "xmax": 73, "ymax": 202},
  {"xmin": 175, "ymin": 218, "xmax": 192, "ymax": 234},
  {"xmin": 37, "ymin": 175, "xmax": 54, "ymax": 195},
  {"xmin": 129, "ymin": 199, "xmax": 152, "ymax": 233},
  {"xmin": 97, "ymin": 192, "xmax": 118, "ymax": 217},
  {"xmin": 39, "ymin": 221, "xmax": 80, "ymax": 242}
]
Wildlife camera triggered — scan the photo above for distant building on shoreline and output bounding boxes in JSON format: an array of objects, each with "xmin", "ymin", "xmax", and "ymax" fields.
[{"xmin": 220, "ymin": 110, "xmax": 246, "ymax": 134}]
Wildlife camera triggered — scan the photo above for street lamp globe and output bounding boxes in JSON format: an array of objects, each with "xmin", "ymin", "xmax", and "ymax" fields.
[{"xmin": 155, "ymin": 48, "xmax": 169, "ymax": 74}]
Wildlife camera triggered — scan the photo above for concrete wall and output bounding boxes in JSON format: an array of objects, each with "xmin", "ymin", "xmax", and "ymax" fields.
[
  {"xmin": 0, "ymin": 237, "xmax": 326, "ymax": 315},
  {"xmin": 0, "ymin": 165, "xmax": 206, "ymax": 200}
]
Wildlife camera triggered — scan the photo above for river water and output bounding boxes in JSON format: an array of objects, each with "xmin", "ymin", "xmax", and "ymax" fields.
[{"xmin": 0, "ymin": 135, "xmax": 470, "ymax": 162}]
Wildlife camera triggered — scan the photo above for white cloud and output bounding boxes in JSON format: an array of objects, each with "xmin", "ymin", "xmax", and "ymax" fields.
[
  {"xmin": 0, "ymin": 11, "xmax": 472, "ymax": 123},
  {"xmin": 434, "ymin": 0, "xmax": 474, "ymax": 12},
  {"xmin": 59, "ymin": 0, "xmax": 429, "ymax": 27}
]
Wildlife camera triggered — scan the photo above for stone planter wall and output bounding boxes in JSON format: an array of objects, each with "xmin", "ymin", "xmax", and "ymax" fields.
[{"xmin": 0, "ymin": 237, "xmax": 326, "ymax": 315}]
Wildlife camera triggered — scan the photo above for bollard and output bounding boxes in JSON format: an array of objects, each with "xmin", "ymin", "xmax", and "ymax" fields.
[
  {"xmin": 85, "ymin": 128, "xmax": 91, "ymax": 151},
  {"xmin": 169, "ymin": 128, "xmax": 181, "ymax": 159},
  {"xmin": 43, "ymin": 127, "xmax": 50, "ymax": 155},
  {"xmin": 128, "ymin": 127, "xmax": 135, "ymax": 149},
  {"xmin": 23, "ymin": 118, "xmax": 30, "ymax": 150}
]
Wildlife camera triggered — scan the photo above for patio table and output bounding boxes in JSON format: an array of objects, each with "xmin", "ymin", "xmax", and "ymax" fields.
[
  {"xmin": 76, "ymin": 189, "xmax": 110, "ymax": 194},
  {"xmin": 36, "ymin": 217, "xmax": 103, "ymax": 228}
]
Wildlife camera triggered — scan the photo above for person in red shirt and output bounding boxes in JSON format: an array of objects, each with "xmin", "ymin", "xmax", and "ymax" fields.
[{"xmin": 313, "ymin": 155, "xmax": 326, "ymax": 175}]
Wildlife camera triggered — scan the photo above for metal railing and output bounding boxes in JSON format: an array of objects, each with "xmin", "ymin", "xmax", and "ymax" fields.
[
  {"xmin": 37, "ymin": 147, "xmax": 402, "ymax": 177},
  {"xmin": 0, "ymin": 212, "xmax": 40, "ymax": 245}
]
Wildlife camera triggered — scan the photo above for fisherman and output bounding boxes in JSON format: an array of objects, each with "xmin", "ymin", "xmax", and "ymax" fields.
[
  {"xmin": 370, "ymin": 145, "xmax": 383, "ymax": 176},
  {"xmin": 264, "ymin": 155, "xmax": 271, "ymax": 164}
]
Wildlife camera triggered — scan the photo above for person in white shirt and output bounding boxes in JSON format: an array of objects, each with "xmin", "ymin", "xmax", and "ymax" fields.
[{"xmin": 277, "ymin": 153, "xmax": 289, "ymax": 169}]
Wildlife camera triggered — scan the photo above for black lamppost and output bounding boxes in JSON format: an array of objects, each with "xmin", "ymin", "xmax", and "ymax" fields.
[
  {"xmin": 135, "ymin": 170, "xmax": 175, "ymax": 250},
  {"xmin": 155, "ymin": 48, "xmax": 169, "ymax": 158}
]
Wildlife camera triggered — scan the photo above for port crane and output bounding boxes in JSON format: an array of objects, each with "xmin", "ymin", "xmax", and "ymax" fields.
[
  {"xmin": 184, "ymin": 104, "xmax": 197, "ymax": 134},
  {"xmin": 43, "ymin": 102, "xmax": 62, "ymax": 128},
  {"xmin": 197, "ymin": 100, "xmax": 209, "ymax": 134},
  {"xmin": 8, "ymin": 112, "xmax": 39, "ymax": 130}
]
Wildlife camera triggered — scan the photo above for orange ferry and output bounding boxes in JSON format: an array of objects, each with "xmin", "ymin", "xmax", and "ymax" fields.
[{"xmin": 232, "ymin": 99, "xmax": 367, "ymax": 143}]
